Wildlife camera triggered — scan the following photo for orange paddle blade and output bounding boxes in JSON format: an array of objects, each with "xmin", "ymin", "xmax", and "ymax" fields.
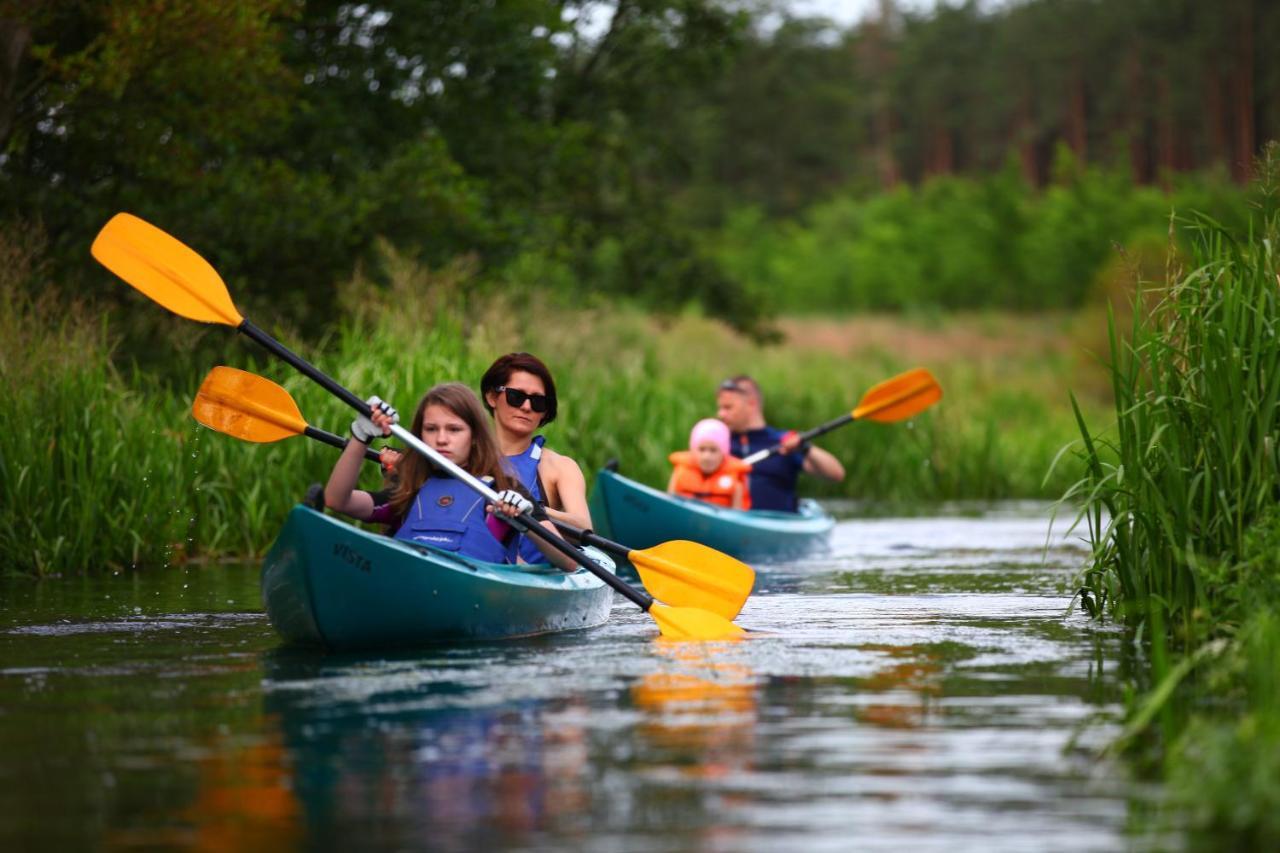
[
  {"xmin": 851, "ymin": 367, "xmax": 942, "ymax": 423},
  {"xmin": 91, "ymin": 213, "xmax": 244, "ymax": 327},
  {"xmin": 631, "ymin": 541, "xmax": 754, "ymax": 621},
  {"xmin": 649, "ymin": 603, "xmax": 746, "ymax": 641},
  {"xmin": 192, "ymin": 367, "xmax": 307, "ymax": 443}
]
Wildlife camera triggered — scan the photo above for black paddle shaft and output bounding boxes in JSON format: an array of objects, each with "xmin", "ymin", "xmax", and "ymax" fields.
[
  {"xmin": 303, "ymin": 425, "xmax": 383, "ymax": 463},
  {"xmin": 239, "ymin": 320, "xmax": 374, "ymax": 415},
  {"xmin": 756, "ymin": 412, "xmax": 854, "ymax": 460},
  {"xmin": 549, "ymin": 519, "xmax": 629, "ymax": 560},
  {"xmin": 507, "ymin": 515, "xmax": 655, "ymax": 610},
  {"xmin": 798, "ymin": 412, "xmax": 855, "ymax": 443}
]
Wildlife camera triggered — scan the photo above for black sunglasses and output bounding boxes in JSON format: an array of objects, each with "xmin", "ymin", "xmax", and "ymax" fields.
[
  {"xmin": 718, "ymin": 379, "xmax": 747, "ymax": 393},
  {"xmin": 496, "ymin": 386, "xmax": 548, "ymax": 413}
]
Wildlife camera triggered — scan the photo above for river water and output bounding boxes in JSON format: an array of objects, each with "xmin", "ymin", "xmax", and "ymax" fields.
[{"xmin": 0, "ymin": 506, "xmax": 1154, "ymax": 851}]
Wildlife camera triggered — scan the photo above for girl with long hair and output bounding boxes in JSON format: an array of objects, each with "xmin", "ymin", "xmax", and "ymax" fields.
[{"xmin": 324, "ymin": 382, "xmax": 573, "ymax": 570}]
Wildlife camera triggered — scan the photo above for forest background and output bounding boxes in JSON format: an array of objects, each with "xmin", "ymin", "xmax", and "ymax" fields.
[{"xmin": 2, "ymin": 0, "xmax": 1279, "ymax": 573}]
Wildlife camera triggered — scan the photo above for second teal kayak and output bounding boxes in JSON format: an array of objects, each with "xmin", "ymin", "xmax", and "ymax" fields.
[{"xmin": 588, "ymin": 468, "xmax": 834, "ymax": 562}]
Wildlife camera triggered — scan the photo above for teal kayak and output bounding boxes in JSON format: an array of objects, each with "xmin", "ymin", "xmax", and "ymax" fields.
[
  {"xmin": 589, "ymin": 468, "xmax": 834, "ymax": 562},
  {"xmin": 261, "ymin": 505, "xmax": 616, "ymax": 651}
]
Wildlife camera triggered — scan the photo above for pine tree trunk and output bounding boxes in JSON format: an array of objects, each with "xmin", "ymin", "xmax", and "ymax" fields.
[
  {"xmin": 0, "ymin": 19, "xmax": 31, "ymax": 150},
  {"xmin": 1126, "ymin": 50, "xmax": 1149, "ymax": 183},
  {"xmin": 1066, "ymin": 67, "xmax": 1087, "ymax": 161},
  {"xmin": 1232, "ymin": 1, "xmax": 1255, "ymax": 181},
  {"xmin": 1206, "ymin": 67, "xmax": 1230, "ymax": 172},
  {"xmin": 1018, "ymin": 88, "xmax": 1039, "ymax": 185}
]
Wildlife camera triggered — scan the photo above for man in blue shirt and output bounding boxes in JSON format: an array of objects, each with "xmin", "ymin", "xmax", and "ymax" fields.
[{"xmin": 716, "ymin": 375, "xmax": 846, "ymax": 512}]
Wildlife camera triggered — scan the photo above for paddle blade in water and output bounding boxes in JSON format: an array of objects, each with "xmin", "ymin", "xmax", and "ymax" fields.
[
  {"xmin": 192, "ymin": 366, "xmax": 307, "ymax": 443},
  {"xmin": 852, "ymin": 367, "xmax": 942, "ymax": 423},
  {"xmin": 649, "ymin": 603, "xmax": 746, "ymax": 641},
  {"xmin": 632, "ymin": 541, "xmax": 754, "ymax": 620},
  {"xmin": 91, "ymin": 213, "xmax": 244, "ymax": 326}
]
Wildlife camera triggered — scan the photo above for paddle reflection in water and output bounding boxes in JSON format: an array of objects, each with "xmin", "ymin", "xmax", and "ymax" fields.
[
  {"xmin": 852, "ymin": 644, "xmax": 943, "ymax": 729},
  {"xmin": 632, "ymin": 640, "xmax": 758, "ymax": 779},
  {"xmin": 112, "ymin": 736, "xmax": 302, "ymax": 851}
]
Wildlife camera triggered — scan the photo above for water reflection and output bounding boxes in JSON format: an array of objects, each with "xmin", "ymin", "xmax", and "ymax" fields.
[
  {"xmin": 0, "ymin": 505, "xmax": 1155, "ymax": 850},
  {"xmin": 632, "ymin": 641, "xmax": 759, "ymax": 777},
  {"xmin": 166, "ymin": 738, "xmax": 300, "ymax": 852},
  {"xmin": 259, "ymin": 648, "xmax": 597, "ymax": 849},
  {"xmin": 853, "ymin": 644, "xmax": 943, "ymax": 729}
]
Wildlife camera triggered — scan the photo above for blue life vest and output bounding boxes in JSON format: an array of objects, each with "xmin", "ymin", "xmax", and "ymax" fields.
[
  {"xmin": 730, "ymin": 426, "xmax": 805, "ymax": 513},
  {"xmin": 507, "ymin": 436, "xmax": 550, "ymax": 564},
  {"xmin": 392, "ymin": 475, "xmax": 517, "ymax": 564}
]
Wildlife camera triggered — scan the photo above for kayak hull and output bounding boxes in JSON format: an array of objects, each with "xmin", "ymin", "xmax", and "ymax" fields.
[
  {"xmin": 261, "ymin": 505, "xmax": 615, "ymax": 651},
  {"xmin": 589, "ymin": 469, "xmax": 834, "ymax": 562}
]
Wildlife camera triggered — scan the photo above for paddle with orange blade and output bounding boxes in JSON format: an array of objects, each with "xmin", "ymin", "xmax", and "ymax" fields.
[
  {"xmin": 193, "ymin": 366, "xmax": 384, "ymax": 464},
  {"xmin": 191, "ymin": 366, "xmax": 755, "ymax": 621},
  {"xmin": 92, "ymin": 212, "xmax": 744, "ymax": 641},
  {"xmin": 742, "ymin": 367, "xmax": 942, "ymax": 466}
]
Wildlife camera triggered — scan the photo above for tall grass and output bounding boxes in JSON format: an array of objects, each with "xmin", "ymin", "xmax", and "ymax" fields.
[
  {"xmin": 1068, "ymin": 155, "xmax": 1280, "ymax": 637},
  {"xmin": 1067, "ymin": 144, "xmax": 1280, "ymax": 843},
  {"xmin": 2, "ymin": 235, "xmax": 1095, "ymax": 576}
]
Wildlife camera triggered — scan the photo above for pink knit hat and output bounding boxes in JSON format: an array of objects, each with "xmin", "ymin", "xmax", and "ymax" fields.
[{"xmin": 689, "ymin": 418, "xmax": 730, "ymax": 456}]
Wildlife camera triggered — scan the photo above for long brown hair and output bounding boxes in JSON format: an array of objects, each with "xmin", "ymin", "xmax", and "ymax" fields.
[{"xmin": 387, "ymin": 382, "xmax": 517, "ymax": 522}]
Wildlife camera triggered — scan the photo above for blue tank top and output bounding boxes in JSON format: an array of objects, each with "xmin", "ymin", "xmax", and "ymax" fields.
[
  {"xmin": 730, "ymin": 426, "xmax": 805, "ymax": 513},
  {"xmin": 393, "ymin": 475, "xmax": 517, "ymax": 564},
  {"xmin": 506, "ymin": 436, "xmax": 549, "ymax": 564}
]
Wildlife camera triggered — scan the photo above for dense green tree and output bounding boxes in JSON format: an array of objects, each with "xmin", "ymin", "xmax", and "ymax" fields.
[{"xmin": 3, "ymin": 0, "xmax": 1280, "ymax": 329}]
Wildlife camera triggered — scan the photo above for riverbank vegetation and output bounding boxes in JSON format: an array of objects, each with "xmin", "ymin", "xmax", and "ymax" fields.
[
  {"xmin": 1068, "ymin": 144, "xmax": 1280, "ymax": 845},
  {"xmin": 1, "ymin": 223, "xmax": 1104, "ymax": 576}
]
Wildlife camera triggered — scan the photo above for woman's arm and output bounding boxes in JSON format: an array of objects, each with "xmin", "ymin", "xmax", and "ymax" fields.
[
  {"xmin": 542, "ymin": 451, "xmax": 593, "ymax": 530},
  {"xmin": 523, "ymin": 520, "xmax": 578, "ymax": 572},
  {"xmin": 731, "ymin": 481, "xmax": 746, "ymax": 510},
  {"xmin": 493, "ymin": 491, "xmax": 578, "ymax": 572}
]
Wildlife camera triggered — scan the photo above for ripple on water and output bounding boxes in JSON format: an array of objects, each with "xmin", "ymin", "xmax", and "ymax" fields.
[{"xmin": 0, "ymin": 506, "xmax": 1149, "ymax": 851}]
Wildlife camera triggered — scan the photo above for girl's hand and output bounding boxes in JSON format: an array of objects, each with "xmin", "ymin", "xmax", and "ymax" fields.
[
  {"xmin": 490, "ymin": 489, "xmax": 533, "ymax": 519},
  {"xmin": 351, "ymin": 396, "xmax": 398, "ymax": 443},
  {"xmin": 379, "ymin": 447, "xmax": 403, "ymax": 472}
]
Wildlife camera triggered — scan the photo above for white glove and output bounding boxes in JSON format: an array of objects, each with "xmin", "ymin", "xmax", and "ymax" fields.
[
  {"xmin": 351, "ymin": 396, "xmax": 398, "ymax": 443},
  {"xmin": 493, "ymin": 488, "xmax": 533, "ymax": 518}
]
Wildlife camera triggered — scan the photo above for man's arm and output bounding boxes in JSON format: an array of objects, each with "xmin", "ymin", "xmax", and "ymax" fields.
[
  {"xmin": 802, "ymin": 446, "xmax": 845, "ymax": 482},
  {"xmin": 778, "ymin": 430, "xmax": 845, "ymax": 483}
]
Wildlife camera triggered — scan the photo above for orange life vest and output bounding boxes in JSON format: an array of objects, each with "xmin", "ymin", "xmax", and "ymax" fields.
[{"xmin": 667, "ymin": 451, "xmax": 752, "ymax": 509}]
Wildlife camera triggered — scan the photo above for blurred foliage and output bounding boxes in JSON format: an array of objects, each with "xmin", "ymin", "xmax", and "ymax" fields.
[
  {"xmin": 712, "ymin": 156, "xmax": 1251, "ymax": 312},
  {"xmin": 3, "ymin": 0, "xmax": 1279, "ymax": 339}
]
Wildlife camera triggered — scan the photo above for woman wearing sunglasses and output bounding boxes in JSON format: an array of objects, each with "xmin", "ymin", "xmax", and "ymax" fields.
[{"xmin": 480, "ymin": 352, "xmax": 593, "ymax": 563}]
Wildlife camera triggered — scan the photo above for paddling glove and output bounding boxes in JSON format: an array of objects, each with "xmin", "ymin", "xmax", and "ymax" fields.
[
  {"xmin": 781, "ymin": 430, "xmax": 813, "ymax": 457},
  {"xmin": 352, "ymin": 396, "xmax": 398, "ymax": 444},
  {"xmin": 493, "ymin": 489, "xmax": 534, "ymax": 518}
]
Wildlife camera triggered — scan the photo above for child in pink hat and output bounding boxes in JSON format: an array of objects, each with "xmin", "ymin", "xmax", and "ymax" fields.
[{"xmin": 665, "ymin": 418, "xmax": 751, "ymax": 509}]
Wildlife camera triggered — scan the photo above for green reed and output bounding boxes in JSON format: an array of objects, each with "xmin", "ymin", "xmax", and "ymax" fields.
[
  {"xmin": 2, "ymin": 238, "xmax": 1094, "ymax": 575},
  {"xmin": 1068, "ymin": 173, "xmax": 1280, "ymax": 637}
]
